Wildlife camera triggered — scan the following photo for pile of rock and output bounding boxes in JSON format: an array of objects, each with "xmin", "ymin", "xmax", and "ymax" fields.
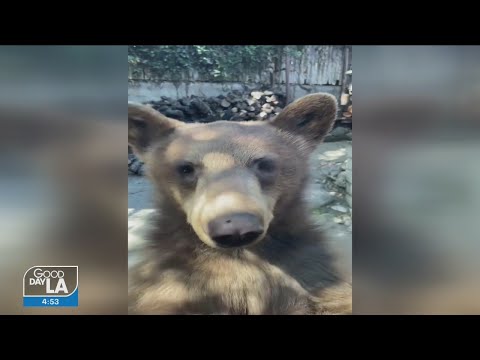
[
  {"xmin": 324, "ymin": 126, "xmax": 352, "ymax": 142},
  {"xmin": 333, "ymin": 147, "xmax": 352, "ymax": 211},
  {"xmin": 129, "ymin": 153, "xmax": 145, "ymax": 176},
  {"xmin": 145, "ymin": 90, "xmax": 286, "ymax": 123},
  {"xmin": 305, "ymin": 142, "xmax": 352, "ymax": 231}
]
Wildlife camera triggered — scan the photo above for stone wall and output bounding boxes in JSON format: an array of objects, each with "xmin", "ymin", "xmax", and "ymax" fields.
[{"xmin": 128, "ymin": 81, "xmax": 342, "ymax": 105}]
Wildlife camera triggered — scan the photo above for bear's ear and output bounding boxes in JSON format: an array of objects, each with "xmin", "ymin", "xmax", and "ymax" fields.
[
  {"xmin": 128, "ymin": 102, "xmax": 184, "ymax": 158},
  {"xmin": 269, "ymin": 93, "xmax": 337, "ymax": 148}
]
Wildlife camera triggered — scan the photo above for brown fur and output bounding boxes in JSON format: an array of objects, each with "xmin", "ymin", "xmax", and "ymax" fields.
[{"xmin": 128, "ymin": 93, "xmax": 352, "ymax": 314}]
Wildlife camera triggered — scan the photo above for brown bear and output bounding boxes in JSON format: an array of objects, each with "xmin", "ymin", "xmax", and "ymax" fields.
[{"xmin": 128, "ymin": 93, "xmax": 352, "ymax": 314}]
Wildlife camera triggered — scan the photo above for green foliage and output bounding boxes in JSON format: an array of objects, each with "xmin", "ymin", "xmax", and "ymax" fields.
[{"xmin": 128, "ymin": 45, "xmax": 301, "ymax": 82}]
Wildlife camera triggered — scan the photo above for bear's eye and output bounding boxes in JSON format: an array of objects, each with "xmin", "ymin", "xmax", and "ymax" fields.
[
  {"xmin": 251, "ymin": 157, "xmax": 278, "ymax": 186},
  {"xmin": 253, "ymin": 157, "xmax": 277, "ymax": 174},
  {"xmin": 176, "ymin": 162, "xmax": 196, "ymax": 181}
]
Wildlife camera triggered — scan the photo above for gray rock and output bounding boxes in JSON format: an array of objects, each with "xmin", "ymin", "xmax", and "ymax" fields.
[
  {"xmin": 346, "ymin": 182, "xmax": 352, "ymax": 196},
  {"xmin": 331, "ymin": 205, "xmax": 348, "ymax": 213},
  {"xmin": 344, "ymin": 158, "xmax": 352, "ymax": 171},
  {"xmin": 157, "ymin": 105, "xmax": 170, "ymax": 113},
  {"xmin": 230, "ymin": 114, "xmax": 244, "ymax": 121},
  {"xmin": 237, "ymin": 102, "xmax": 248, "ymax": 111},
  {"xmin": 191, "ymin": 98, "xmax": 212, "ymax": 116},
  {"xmin": 345, "ymin": 170, "xmax": 352, "ymax": 184},
  {"xmin": 251, "ymin": 91, "xmax": 263, "ymax": 100},
  {"xmin": 262, "ymin": 103, "xmax": 273, "ymax": 113},
  {"xmin": 206, "ymin": 98, "xmax": 217, "ymax": 105},
  {"xmin": 325, "ymin": 126, "xmax": 351, "ymax": 142},
  {"xmin": 176, "ymin": 105, "xmax": 191, "ymax": 114},
  {"xmin": 313, "ymin": 213, "xmax": 337, "ymax": 230},
  {"xmin": 221, "ymin": 99, "xmax": 231, "ymax": 108},
  {"xmin": 304, "ymin": 185, "xmax": 335, "ymax": 208},
  {"xmin": 328, "ymin": 163, "xmax": 343, "ymax": 178},
  {"xmin": 129, "ymin": 160, "xmax": 144, "ymax": 175},
  {"xmin": 165, "ymin": 109, "xmax": 185, "ymax": 120},
  {"xmin": 346, "ymin": 194, "xmax": 352, "ymax": 207},
  {"xmin": 222, "ymin": 109, "xmax": 233, "ymax": 120},
  {"xmin": 335, "ymin": 171, "xmax": 348, "ymax": 188},
  {"xmin": 257, "ymin": 111, "xmax": 268, "ymax": 119},
  {"xmin": 179, "ymin": 98, "xmax": 191, "ymax": 106},
  {"xmin": 183, "ymin": 106, "xmax": 196, "ymax": 117}
]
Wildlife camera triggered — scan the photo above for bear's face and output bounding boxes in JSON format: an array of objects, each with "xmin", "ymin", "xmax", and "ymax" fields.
[
  {"xmin": 129, "ymin": 93, "xmax": 337, "ymax": 249},
  {"xmin": 148, "ymin": 121, "xmax": 298, "ymax": 248}
]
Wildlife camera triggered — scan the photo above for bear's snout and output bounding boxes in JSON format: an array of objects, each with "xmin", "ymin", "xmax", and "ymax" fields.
[{"xmin": 207, "ymin": 213, "xmax": 264, "ymax": 248}]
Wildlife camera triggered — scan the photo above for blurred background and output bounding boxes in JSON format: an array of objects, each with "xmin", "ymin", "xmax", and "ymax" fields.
[
  {"xmin": 0, "ymin": 46, "xmax": 127, "ymax": 314},
  {"xmin": 354, "ymin": 46, "xmax": 480, "ymax": 314}
]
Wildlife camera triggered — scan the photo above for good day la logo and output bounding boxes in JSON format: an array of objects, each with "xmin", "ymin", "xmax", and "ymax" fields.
[
  {"xmin": 23, "ymin": 266, "xmax": 78, "ymax": 307},
  {"xmin": 29, "ymin": 268, "xmax": 69, "ymax": 294}
]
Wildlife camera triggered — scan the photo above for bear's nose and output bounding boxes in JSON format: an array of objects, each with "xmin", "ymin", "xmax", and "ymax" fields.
[{"xmin": 208, "ymin": 213, "xmax": 264, "ymax": 248}]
